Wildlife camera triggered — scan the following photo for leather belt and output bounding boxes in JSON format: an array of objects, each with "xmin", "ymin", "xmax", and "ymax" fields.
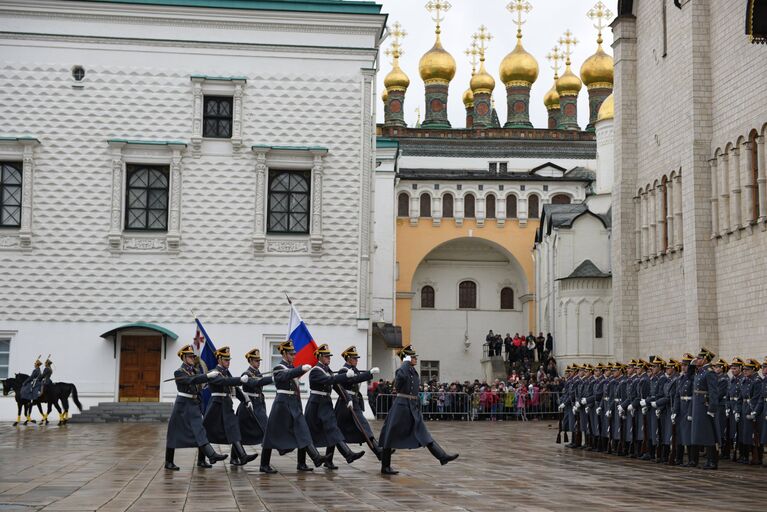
[
  {"xmin": 613, "ymin": 399, "xmax": 621, "ymax": 402},
  {"xmin": 694, "ymin": 391, "xmax": 708, "ymax": 396},
  {"xmin": 730, "ymin": 397, "xmax": 740, "ymax": 401},
  {"xmin": 680, "ymin": 396, "xmax": 692, "ymax": 401},
  {"xmin": 211, "ymin": 392, "xmax": 228, "ymax": 397},
  {"xmin": 310, "ymin": 390, "xmax": 329, "ymax": 396},
  {"xmin": 245, "ymin": 392, "xmax": 264, "ymax": 400},
  {"xmin": 177, "ymin": 392, "xmax": 196, "ymax": 399},
  {"xmin": 276, "ymin": 390, "xmax": 297, "ymax": 395},
  {"xmin": 396, "ymin": 393, "xmax": 418, "ymax": 400}
]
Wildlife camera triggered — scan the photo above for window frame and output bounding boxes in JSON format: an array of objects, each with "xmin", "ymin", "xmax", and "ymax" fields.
[
  {"xmin": 500, "ymin": 287, "xmax": 514, "ymax": 310},
  {"xmin": 458, "ymin": 280, "xmax": 477, "ymax": 309},
  {"xmin": 419, "ymin": 193, "xmax": 432, "ymax": 218},
  {"xmin": 595, "ymin": 316, "xmax": 604, "ymax": 339},
  {"xmin": 124, "ymin": 164, "xmax": 170, "ymax": 232},
  {"xmin": 506, "ymin": 194, "xmax": 517, "ymax": 219},
  {"xmin": 420, "ymin": 360, "xmax": 439, "ymax": 384},
  {"xmin": 0, "ymin": 335, "xmax": 10, "ymax": 379},
  {"xmin": 485, "ymin": 194, "xmax": 496, "ymax": 219},
  {"xmin": 0, "ymin": 161, "xmax": 23, "ymax": 228},
  {"xmin": 421, "ymin": 285, "xmax": 435, "ymax": 309},
  {"xmin": 442, "ymin": 193, "xmax": 454, "ymax": 218},
  {"xmin": 528, "ymin": 194, "xmax": 540, "ymax": 219},
  {"xmin": 267, "ymin": 169, "xmax": 312, "ymax": 235},
  {"xmin": 202, "ymin": 95, "xmax": 234, "ymax": 139},
  {"xmin": 464, "ymin": 194, "xmax": 476, "ymax": 218},
  {"xmin": 397, "ymin": 192, "xmax": 410, "ymax": 217}
]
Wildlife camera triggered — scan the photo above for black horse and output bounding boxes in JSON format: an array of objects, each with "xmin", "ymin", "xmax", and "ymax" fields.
[{"xmin": 2, "ymin": 373, "xmax": 82, "ymax": 425}]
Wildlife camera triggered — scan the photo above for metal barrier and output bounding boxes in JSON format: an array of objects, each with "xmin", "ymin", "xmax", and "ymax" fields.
[{"xmin": 373, "ymin": 391, "xmax": 562, "ymax": 421}]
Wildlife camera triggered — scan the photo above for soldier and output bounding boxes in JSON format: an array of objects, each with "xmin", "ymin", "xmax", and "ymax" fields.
[
  {"xmin": 305, "ymin": 344, "xmax": 365, "ymax": 469},
  {"xmin": 334, "ymin": 345, "xmax": 384, "ymax": 461},
  {"xmin": 653, "ymin": 358, "xmax": 678, "ymax": 464},
  {"xmin": 260, "ymin": 340, "xmax": 328, "ymax": 473},
  {"xmin": 711, "ymin": 358, "xmax": 729, "ymax": 459},
  {"xmin": 727, "ymin": 357, "xmax": 744, "ymax": 462},
  {"xmin": 568, "ymin": 364, "xmax": 586, "ymax": 449},
  {"xmin": 690, "ymin": 347, "xmax": 719, "ymax": 470},
  {"xmin": 557, "ymin": 365, "xmax": 574, "ymax": 444},
  {"xmin": 20, "ymin": 355, "xmax": 43, "ymax": 423},
  {"xmin": 378, "ymin": 344, "xmax": 458, "ymax": 475},
  {"xmin": 633, "ymin": 359, "xmax": 651, "ymax": 460},
  {"xmin": 758, "ymin": 356, "xmax": 767, "ymax": 466},
  {"xmin": 165, "ymin": 345, "xmax": 227, "ymax": 470},
  {"xmin": 740, "ymin": 358, "xmax": 763, "ymax": 465},
  {"xmin": 645, "ymin": 356, "xmax": 667, "ymax": 462},
  {"xmin": 236, "ymin": 348, "xmax": 273, "ymax": 463},
  {"xmin": 590, "ymin": 363, "xmax": 608, "ymax": 452},
  {"xmin": 619, "ymin": 360, "xmax": 639, "ymax": 458},
  {"xmin": 202, "ymin": 346, "xmax": 258, "ymax": 467},
  {"xmin": 608, "ymin": 363, "xmax": 626, "ymax": 455}
]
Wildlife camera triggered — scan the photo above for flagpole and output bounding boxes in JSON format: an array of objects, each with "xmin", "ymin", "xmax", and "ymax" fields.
[{"xmin": 284, "ymin": 292, "xmax": 292, "ymax": 305}]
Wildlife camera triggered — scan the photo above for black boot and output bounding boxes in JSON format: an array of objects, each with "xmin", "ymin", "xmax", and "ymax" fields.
[
  {"xmin": 164, "ymin": 448, "xmax": 179, "ymax": 470},
  {"xmin": 231, "ymin": 442, "xmax": 257, "ymax": 466},
  {"xmin": 259, "ymin": 449, "xmax": 277, "ymax": 474},
  {"xmin": 229, "ymin": 445, "xmax": 239, "ymax": 466},
  {"xmin": 323, "ymin": 446, "xmax": 338, "ymax": 470},
  {"xmin": 202, "ymin": 443, "xmax": 228, "ymax": 463},
  {"xmin": 197, "ymin": 448, "xmax": 212, "ymax": 468},
  {"xmin": 369, "ymin": 437, "xmax": 383, "ymax": 461},
  {"xmin": 737, "ymin": 444, "xmax": 748, "ymax": 463},
  {"xmin": 381, "ymin": 448, "xmax": 398, "ymax": 475},
  {"xmin": 336, "ymin": 442, "xmax": 365, "ymax": 464},
  {"xmin": 296, "ymin": 448, "xmax": 312, "ymax": 471},
  {"xmin": 427, "ymin": 441, "xmax": 459, "ymax": 465},
  {"xmin": 675, "ymin": 445, "xmax": 684, "ymax": 466},
  {"xmin": 640, "ymin": 443, "xmax": 652, "ymax": 461},
  {"xmin": 703, "ymin": 446, "xmax": 718, "ymax": 470},
  {"xmin": 660, "ymin": 445, "xmax": 669, "ymax": 464},
  {"xmin": 305, "ymin": 445, "xmax": 328, "ymax": 468},
  {"xmin": 686, "ymin": 445, "xmax": 699, "ymax": 467}
]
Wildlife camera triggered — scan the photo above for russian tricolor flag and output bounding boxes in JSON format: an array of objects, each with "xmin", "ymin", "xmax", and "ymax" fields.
[
  {"xmin": 193, "ymin": 318, "xmax": 218, "ymax": 411},
  {"xmin": 287, "ymin": 304, "xmax": 318, "ymax": 368}
]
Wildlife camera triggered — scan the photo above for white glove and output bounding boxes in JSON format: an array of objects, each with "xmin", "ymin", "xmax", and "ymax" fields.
[
  {"xmin": 346, "ymin": 368, "xmax": 355, "ymax": 378},
  {"xmin": 558, "ymin": 403, "xmax": 565, "ymax": 411},
  {"xmin": 686, "ymin": 415, "xmax": 692, "ymax": 421},
  {"xmin": 301, "ymin": 364, "xmax": 311, "ymax": 372},
  {"xmin": 206, "ymin": 370, "xmax": 219, "ymax": 378},
  {"xmin": 346, "ymin": 401, "xmax": 354, "ymax": 410},
  {"xmin": 580, "ymin": 398, "xmax": 587, "ymax": 405},
  {"xmin": 706, "ymin": 411, "xmax": 715, "ymax": 419},
  {"xmin": 651, "ymin": 401, "xmax": 657, "ymax": 409},
  {"xmin": 240, "ymin": 375, "xmax": 249, "ymax": 383},
  {"xmin": 572, "ymin": 406, "xmax": 578, "ymax": 415},
  {"xmin": 655, "ymin": 409, "xmax": 660, "ymax": 418},
  {"xmin": 246, "ymin": 402, "xmax": 254, "ymax": 411},
  {"xmin": 640, "ymin": 399, "xmax": 647, "ymax": 407},
  {"xmin": 585, "ymin": 407, "xmax": 590, "ymax": 414},
  {"xmin": 725, "ymin": 408, "xmax": 730, "ymax": 417},
  {"xmin": 671, "ymin": 413, "xmax": 676, "ymax": 424},
  {"xmin": 746, "ymin": 413, "xmax": 755, "ymax": 420},
  {"xmin": 627, "ymin": 404, "xmax": 635, "ymax": 414},
  {"xmin": 606, "ymin": 410, "xmax": 612, "ymax": 418},
  {"xmin": 370, "ymin": 367, "xmax": 380, "ymax": 375},
  {"xmin": 617, "ymin": 405, "xmax": 624, "ymax": 415},
  {"xmin": 403, "ymin": 356, "xmax": 411, "ymax": 362},
  {"xmin": 735, "ymin": 413, "xmax": 741, "ymax": 422},
  {"xmin": 596, "ymin": 407, "xmax": 602, "ymax": 415},
  {"xmin": 642, "ymin": 407, "xmax": 648, "ymax": 415}
]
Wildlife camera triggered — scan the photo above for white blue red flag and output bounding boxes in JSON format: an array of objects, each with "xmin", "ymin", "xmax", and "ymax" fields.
[
  {"xmin": 287, "ymin": 304, "xmax": 318, "ymax": 368},
  {"xmin": 193, "ymin": 318, "xmax": 218, "ymax": 411}
]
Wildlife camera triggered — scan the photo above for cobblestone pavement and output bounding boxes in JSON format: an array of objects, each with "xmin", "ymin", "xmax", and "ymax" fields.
[{"xmin": 0, "ymin": 420, "xmax": 764, "ymax": 511}]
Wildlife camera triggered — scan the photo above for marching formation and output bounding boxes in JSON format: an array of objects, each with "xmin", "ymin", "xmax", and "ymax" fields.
[
  {"xmin": 557, "ymin": 348, "xmax": 767, "ymax": 470},
  {"xmin": 165, "ymin": 341, "xmax": 459, "ymax": 475}
]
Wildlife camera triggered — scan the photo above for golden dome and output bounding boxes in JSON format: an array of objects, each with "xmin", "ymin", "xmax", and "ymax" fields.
[
  {"xmin": 580, "ymin": 44, "xmax": 614, "ymax": 88},
  {"xmin": 419, "ymin": 35, "xmax": 456, "ymax": 83},
  {"xmin": 499, "ymin": 39, "xmax": 539, "ymax": 86},
  {"xmin": 556, "ymin": 65, "xmax": 582, "ymax": 96},
  {"xmin": 543, "ymin": 81, "xmax": 560, "ymax": 109},
  {"xmin": 470, "ymin": 61, "xmax": 495, "ymax": 93},
  {"xmin": 384, "ymin": 63, "xmax": 410, "ymax": 91},
  {"xmin": 597, "ymin": 93, "xmax": 614, "ymax": 122},
  {"xmin": 462, "ymin": 87, "xmax": 474, "ymax": 107},
  {"xmin": 381, "ymin": 88, "xmax": 389, "ymax": 102}
]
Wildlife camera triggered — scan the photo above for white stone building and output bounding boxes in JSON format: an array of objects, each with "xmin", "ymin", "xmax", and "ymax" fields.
[{"xmin": 0, "ymin": 0, "xmax": 386, "ymax": 420}]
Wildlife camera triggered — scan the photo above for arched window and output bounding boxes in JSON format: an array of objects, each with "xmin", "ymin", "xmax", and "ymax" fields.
[
  {"xmin": 528, "ymin": 194, "xmax": 540, "ymax": 219},
  {"xmin": 486, "ymin": 195, "xmax": 496, "ymax": 219},
  {"xmin": 661, "ymin": 177, "xmax": 669, "ymax": 252},
  {"xmin": 506, "ymin": 195, "xmax": 517, "ymax": 218},
  {"xmin": 551, "ymin": 194, "xmax": 571, "ymax": 205},
  {"xmin": 595, "ymin": 316, "xmax": 604, "ymax": 339},
  {"xmin": 397, "ymin": 192, "xmax": 409, "ymax": 217},
  {"xmin": 421, "ymin": 285, "xmax": 435, "ymax": 308},
  {"xmin": 419, "ymin": 193, "xmax": 431, "ymax": 217},
  {"xmin": 458, "ymin": 281, "xmax": 477, "ymax": 309},
  {"xmin": 746, "ymin": 0, "xmax": 767, "ymax": 44},
  {"xmin": 442, "ymin": 193, "xmax": 454, "ymax": 218},
  {"xmin": 750, "ymin": 131, "xmax": 760, "ymax": 221},
  {"xmin": 500, "ymin": 287, "xmax": 514, "ymax": 310},
  {"xmin": 464, "ymin": 194, "xmax": 476, "ymax": 218}
]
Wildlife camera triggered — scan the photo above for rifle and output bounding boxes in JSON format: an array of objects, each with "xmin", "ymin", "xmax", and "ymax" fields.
[
  {"xmin": 556, "ymin": 412, "xmax": 563, "ymax": 444},
  {"xmin": 619, "ymin": 412, "xmax": 625, "ymax": 455},
  {"xmin": 163, "ymin": 369, "xmax": 275, "ymax": 382},
  {"xmin": 334, "ymin": 380, "xmax": 379, "ymax": 456},
  {"xmin": 752, "ymin": 416, "xmax": 760, "ymax": 464},
  {"xmin": 668, "ymin": 421, "xmax": 677, "ymax": 464},
  {"xmin": 732, "ymin": 413, "xmax": 739, "ymax": 462},
  {"xmin": 641, "ymin": 407, "xmax": 649, "ymax": 455}
]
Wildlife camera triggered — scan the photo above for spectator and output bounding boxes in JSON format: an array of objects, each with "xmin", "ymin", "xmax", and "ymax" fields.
[
  {"xmin": 486, "ymin": 330, "xmax": 495, "ymax": 356},
  {"xmin": 546, "ymin": 358, "xmax": 559, "ymax": 379},
  {"xmin": 545, "ymin": 332, "xmax": 554, "ymax": 356},
  {"xmin": 503, "ymin": 333, "xmax": 513, "ymax": 360},
  {"xmin": 536, "ymin": 332, "xmax": 545, "ymax": 362},
  {"xmin": 517, "ymin": 380, "xmax": 529, "ymax": 421},
  {"xmin": 526, "ymin": 333, "xmax": 536, "ymax": 361}
]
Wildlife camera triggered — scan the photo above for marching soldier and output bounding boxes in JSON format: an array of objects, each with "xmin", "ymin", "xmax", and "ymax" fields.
[
  {"xmin": 165, "ymin": 345, "xmax": 228, "ymax": 470},
  {"xmin": 712, "ymin": 359, "xmax": 729, "ymax": 458},
  {"xmin": 568, "ymin": 364, "xmax": 585, "ymax": 449},
  {"xmin": 260, "ymin": 340, "xmax": 328, "ymax": 473},
  {"xmin": 727, "ymin": 357, "xmax": 744, "ymax": 461},
  {"xmin": 202, "ymin": 346, "xmax": 258, "ymax": 467},
  {"xmin": 584, "ymin": 364, "xmax": 603, "ymax": 451},
  {"xmin": 690, "ymin": 347, "xmax": 719, "ymax": 470},
  {"xmin": 334, "ymin": 345, "xmax": 384, "ymax": 460},
  {"xmin": 378, "ymin": 344, "xmax": 458, "ymax": 475},
  {"xmin": 305, "ymin": 344, "xmax": 365, "ymax": 469},
  {"xmin": 236, "ymin": 348, "xmax": 272, "ymax": 463},
  {"xmin": 740, "ymin": 358, "xmax": 762, "ymax": 465}
]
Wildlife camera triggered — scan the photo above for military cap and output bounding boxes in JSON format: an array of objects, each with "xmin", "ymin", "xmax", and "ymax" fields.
[
  {"xmin": 397, "ymin": 344, "xmax": 417, "ymax": 359},
  {"xmin": 44, "ymin": 355, "xmax": 53, "ymax": 366},
  {"xmin": 680, "ymin": 353, "xmax": 695, "ymax": 363},
  {"xmin": 730, "ymin": 357, "xmax": 744, "ymax": 366},
  {"xmin": 712, "ymin": 358, "xmax": 727, "ymax": 367},
  {"xmin": 245, "ymin": 348, "xmax": 262, "ymax": 361},
  {"xmin": 341, "ymin": 346, "xmax": 360, "ymax": 359},
  {"xmin": 34, "ymin": 355, "xmax": 42, "ymax": 367},
  {"xmin": 278, "ymin": 340, "xmax": 295, "ymax": 353},
  {"xmin": 586, "ymin": 363, "xmax": 595, "ymax": 371},
  {"xmin": 177, "ymin": 344, "xmax": 196, "ymax": 359},
  {"xmin": 697, "ymin": 347, "xmax": 715, "ymax": 362},
  {"xmin": 313, "ymin": 343, "xmax": 332, "ymax": 358},
  {"xmin": 595, "ymin": 362, "xmax": 606, "ymax": 370},
  {"xmin": 651, "ymin": 355, "xmax": 665, "ymax": 366},
  {"xmin": 565, "ymin": 365, "xmax": 573, "ymax": 372},
  {"xmin": 214, "ymin": 346, "xmax": 231, "ymax": 360},
  {"xmin": 665, "ymin": 358, "xmax": 679, "ymax": 368},
  {"xmin": 638, "ymin": 358, "xmax": 650, "ymax": 368},
  {"xmin": 743, "ymin": 358, "xmax": 761, "ymax": 369}
]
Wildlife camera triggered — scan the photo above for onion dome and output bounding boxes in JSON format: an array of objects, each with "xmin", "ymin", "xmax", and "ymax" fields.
[
  {"xmin": 384, "ymin": 63, "xmax": 410, "ymax": 91},
  {"xmin": 543, "ymin": 82, "xmax": 560, "ymax": 109},
  {"xmin": 470, "ymin": 61, "xmax": 495, "ymax": 93},
  {"xmin": 499, "ymin": 39, "xmax": 539, "ymax": 86},
  {"xmin": 556, "ymin": 65, "xmax": 582, "ymax": 95},
  {"xmin": 419, "ymin": 34, "xmax": 457, "ymax": 83},
  {"xmin": 381, "ymin": 88, "xmax": 389, "ymax": 102},
  {"xmin": 462, "ymin": 87, "xmax": 474, "ymax": 108},
  {"xmin": 580, "ymin": 43, "xmax": 614, "ymax": 88},
  {"xmin": 597, "ymin": 93, "xmax": 614, "ymax": 121}
]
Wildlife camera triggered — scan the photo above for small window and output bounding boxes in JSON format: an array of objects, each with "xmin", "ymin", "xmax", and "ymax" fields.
[
  {"xmin": 506, "ymin": 195, "xmax": 517, "ymax": 219},
  {"xmin": 203, "ymin": 96, "xmax": 233, "ymax": 138},
  {"xmin": 0, "ymin": 338, "xmax": 9, "ymax": 378},
  {"xmin": 551, "ymin": 194, "xmax": 571, "ymax": 205},
  {"xmin": 595, "ymin": 316, "xmax": 604, "ymax": 339},
  {"xmin": 421, "ymin": 285, "xmax": 435, "ymax": 308},
  {"xmin": 125, "ymin": 164, "xmax": 169, "ymax": 231},
  {"xmin": 419, "ymin": 193, "xmax": 431, "ymax": 217},
  {"xmin": 459, "ymin": 280, "xmax": 477, "ymax": 309},
  {"xmin": 268, "ymin": 170, "xmax": 310, "ymax": 234},
  {"xmin": 499, "ymin": 162, "xmax": 508, "ymax": 173},
  {"xmin": 442, "ymin": 193, "xmax": 454, "ymax": 218},
  {"xmin": 397, "ymin": 192, "xmax": 409, "ymax": 217},
  {"xmin": 420, "ymin": 360, "xmax": 439, "ymax": 384},
  {"xmin": 464, "ymin": 194, "xmax": 476, "ymax": 218},
  {"xmin": 528, "ymin": 194, "xmax": 540, "ymax": 219},
  {"xmin": 0, "ymin": 162, "xmax": 23, "ymax": 227},
  {"xmin": 486, "ymin": 195, "xmax": 496, "ymax": 219},
  {"xmin": 270, "ymin": 341, "xmax": 284, "ymax": 371},
  {"xmin": 500, "ymin": 287, "xmax": 514, "ymax": 310},
  {"xmin": 489, "ymin": 162, "xmax": 498, "ymax": 173},
  {"xmin": 72, "ymin": 66, "xmax": 85, "ymax": 81}
]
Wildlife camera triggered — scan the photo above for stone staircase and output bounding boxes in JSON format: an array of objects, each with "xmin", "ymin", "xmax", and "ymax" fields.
[{"xmin": 69, "ymin": 402, "xmax": 173, "ymax": 423}]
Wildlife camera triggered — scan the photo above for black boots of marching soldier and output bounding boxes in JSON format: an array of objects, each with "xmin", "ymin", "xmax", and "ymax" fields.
[
  {"xmin": 296, "ymin": 445, "xmax": 328, "ymax": 471},
  {"xmin": 229, "ymin": 442, "xmax": 258, "ymax": 466},
  {"xmin": 703, "ymin": 446, "xmax": 718, "ymax": 470},
  {"xmin": 165, "ymin": 448, "xmax": 179, "ymax": 471},
  {"xmin": 259, "ymin": 449, "xmax": 277, "ymax": 474},
  {"xmin": 427, "ymin": 441, "xmax": 459, "ymax": 465},
  {"xmin": 325, "ymin": 443, "xmax": 364, "ymax": 469},
  {"xmin": 165, "ymin": 444, "xmax": 227, "ymax": 470},
  {"xmin": 381, "ymin": 448, "xmax": 398, "ymax": 475}
]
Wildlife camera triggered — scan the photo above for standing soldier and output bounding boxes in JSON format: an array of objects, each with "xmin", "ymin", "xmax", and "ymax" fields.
[
  {"xmin": 575, "ymin": 364, "xmax": 593, "ymax": 449},
  {"xmin": 236, "ymin": 348, "xmax": 272, "ymax": 463},
  {"xmin": 654, "ymin": 359, "xmax": 678, "ymax": 464},
  {"xmin": 260, "ymin": 340, "xmax": 328, "ymax": 473},
  {"xmin": 635, "ymin": 359, "xmax": 651, "ymax": 460},
  {"xmin": 690, "ymin": 347, "xmax": 719, "ymax": 470},
  {"xmin": 620, "ymin": 360, "xmax": 639, "ymax": 458},
  {"xmin": 378, "ymin": 345, "xmax": 458, "ymax": 475},
  {"xmin": 305, "ymin": 344, "xmax": 365, "ymax": 469},
  {"xmin": 591, "ymin": 363, "xmax": 608, "ymax": 452},
  {"xmin": 569, "ymin": 364, "xmax": 586, "ymax": 449},
  {"xmin": 711, "ymin": 359, "xmax": 729, "ymax": 459},
  {"xmin": 335, "ymin": 346, "xmax": 384, "ymax": 460},
  {"xmin": 740, "ymin": 358, "xmax": 763, "ymax": 465},
  {"xmin": 585, "ymin": 364, "xmax": 604, "ymax": 451},
  {"xmin": 608, "ymin": 363, "xmax": 626, "ymax": 455},
  {"xmin": 727, "ymin": 357, "xmax": 744, "ymax": 461},
  {"xmin": 645, "ymin": 356, "xmax": 667, "ymax": 462},
  {"xmin": 165, "ymin": 345, "xmax": 228, "ymax": 470},
  {"xmin": 558, "ymin": 366, "xmax": 574, "ymax": 444},
  {"xmin": 758, "ymin": 356, "xmax": 767, "ymax": 466},
  {"xmin": 202, "ymin": 346, "xmax": 258, "ymax": 467},
  {"xmin": 674, "ymin": 353, "xmax": 695, "ymax": 466}
]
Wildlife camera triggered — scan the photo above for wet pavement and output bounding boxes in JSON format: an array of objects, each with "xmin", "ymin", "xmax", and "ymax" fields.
[{"xmin": 0, "ymin": 419, "xmax": 763, "ymax": 511}]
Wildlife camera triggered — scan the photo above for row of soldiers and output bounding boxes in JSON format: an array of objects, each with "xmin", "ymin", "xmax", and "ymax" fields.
[{"xmin": 557, "ymin": 348, "xmax": 767, "ymax": 470}]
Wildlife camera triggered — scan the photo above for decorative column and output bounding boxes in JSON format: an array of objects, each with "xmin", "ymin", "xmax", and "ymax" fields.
[
  {"xmin": 432, "ymin": 194, "xmax": 441, "ymax": 226},
  {"xmin": 470, "ymin": 25, "xmax": 496, "ymax": 129},
  {"xmin": 166, "ymin": 148, "xmax": 183, "ymax": 252},
  {"xmin": 108, "ymin": 142, "xmax": 125, "ymax": 252},
  {"xmin": 666, "ymin": 178, "xmax": 675, "ymax": 249},
  {"xmin": 383, "ymin": 22, "xmax": 410, "ymax": 128},
  {"xmin": 757, "ymin": 135, "xmax": 767, "ymax": 222},
  {"xmin": 310, "ymin": 152, "xmax": 325, "ymax": 253},
  {"xmin": 232, "ymin": 82, "xmax": 244, "ymax": 152},
  {"xmin": 581, "ymin": 1, "xmax": 614, "ymax": 132},
  {"xmin": 742, "ymin": 139, "xmax": 755, "ymax": 224},
  {"xmin": 191, "ymin": 80, "xmax": 203, "ymax": 156},
  {"xmin": 641, "ymin": 191, "xmax": 649, "ymax": 260},
  {"xmin": 708, "ymin": 158, "xmax": 719, "ymax": 237},
  {"xmin": 18, "ymin": 142, "xmax": 37, "ymax": 248},
  {"xmin": 252, "ymin": 149, "xmax": 268, "ymax": 255},
  {"xmin": 718, "ymin": 151, "xmax": 731, "ymax": 235},
  {"xmin": 501, "ymin": 1, "xmax": 539, "ymax": 128},
  {"xmin": 656, "ymin": 183, "xmax": 665, "ymax": 256},
  {"xmin": 649, "ymin": 186, "xmax": 657, "ymax": 257},
  {"xmin": 729, "ymin": 145, "xmax": 742, "ymax": 230},
  {"xmin": 634, "ymin": 195, "xmax": 641, "ymax": 262},
  {"xmin": 419, "ymin": 1, "xmax": 456, "ymax": 129},
  {"xmin": 673, "ymin": 173, "xmax": 683, "ymax": 250},
  {"xmin": 556, "ymin": 30, "xmax": 582, "ymax": 131}
]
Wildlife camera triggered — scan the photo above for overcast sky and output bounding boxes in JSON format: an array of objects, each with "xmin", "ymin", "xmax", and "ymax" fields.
[{"xmin": 375, "ymin": 0, "xmax": 618, "ymax": 129}]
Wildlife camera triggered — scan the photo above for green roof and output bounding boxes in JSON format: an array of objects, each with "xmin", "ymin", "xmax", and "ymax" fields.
[
  {"xmin": 376, "ymin": 137, "xmax": 399, "ymax": 149},
  {"xmin": 100, "ymin": 322, "xmax": 179, "ymax": 340},
  {"xmin": 72, "ymin": 0, "xmax": 383, "ymax": 15},
  {"xmin": 108, "ymin": 138, "xmax": 187, "ymax": 146}
]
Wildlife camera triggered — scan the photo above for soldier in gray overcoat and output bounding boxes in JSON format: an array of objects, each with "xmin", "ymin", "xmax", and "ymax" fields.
[
  {"xmin": 236, "ymin": 348, "xmax": 272, "ymax": 461},
  {"xmin": 690, "ymin": 347, "xmax": 720, "ymax": 470},
  {"xmin": 739, "ymin": 358, "xmax": 763, "ymax": 464}
]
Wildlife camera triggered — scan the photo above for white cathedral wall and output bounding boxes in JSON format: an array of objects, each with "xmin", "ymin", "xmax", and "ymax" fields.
[
  {"xmin": 553, "ymin": 216, "xmax": 611, "ymax": 280},
  {"xmin": 398, "ymin": 155, "xmax": 595, "ymax": 173}
]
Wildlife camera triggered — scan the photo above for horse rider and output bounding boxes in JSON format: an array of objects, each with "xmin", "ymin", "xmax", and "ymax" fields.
[
  {"xmin": 20, "ymin": 355, "xmax": 43, "ymax": 424},
  {"xmin": 236, "ymin": 348, "xmax": 273, "ymax": 462},
  {"xmin": 165, "ymin": 345, "xmax": 228, "ymax": 470}
]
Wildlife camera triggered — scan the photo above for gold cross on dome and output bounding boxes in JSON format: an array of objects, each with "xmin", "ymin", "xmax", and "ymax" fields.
[
  {"xmin": 385, "ymin": 21, "xmax": 407, "ymax": 63},
  {"xmin": 425, "ymin": 0, "xmax": 451, "ymax": 33},
  {"xmin": 473, "ymin": 25, "xmax": 493, "ymax": 61},
  {"xmin": 465, "ymin": 38, "xmax": 479, "ymax": 75},
  {"xmin": 506, "ymin": 0, "xmax": 533, "ymax": 39},
  {"xmin": 546, "ymin": 46, "xmax": 563, "ymax": 79},
  {"xmin": 587, "ymin": 1, "xmax": 614, "ymax": 44},
  {"xmin": 559, "ymin": 29, "xmax": 578, "ymax": 65}
]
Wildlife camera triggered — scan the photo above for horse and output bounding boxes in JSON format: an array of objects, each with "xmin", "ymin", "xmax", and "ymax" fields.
[{"xmin": 2, "ymin": 373, "xmax": 82, "ymax": 425}]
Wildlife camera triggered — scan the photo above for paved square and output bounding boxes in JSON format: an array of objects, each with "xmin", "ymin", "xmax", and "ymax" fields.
[{"xmin": 0, "ymin": 420, "xmax": 763, "ymax": 511}]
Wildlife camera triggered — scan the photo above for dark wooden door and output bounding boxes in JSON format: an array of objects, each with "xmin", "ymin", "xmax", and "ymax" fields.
[{"xmin": 119, "ymin": 335, "xmax": 162, "ymax": 402}]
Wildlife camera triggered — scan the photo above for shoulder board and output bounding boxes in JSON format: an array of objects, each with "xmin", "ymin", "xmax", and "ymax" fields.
[{"xmin": 273, "ymin": 364, "xmax": 287, "ymax": 372}]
